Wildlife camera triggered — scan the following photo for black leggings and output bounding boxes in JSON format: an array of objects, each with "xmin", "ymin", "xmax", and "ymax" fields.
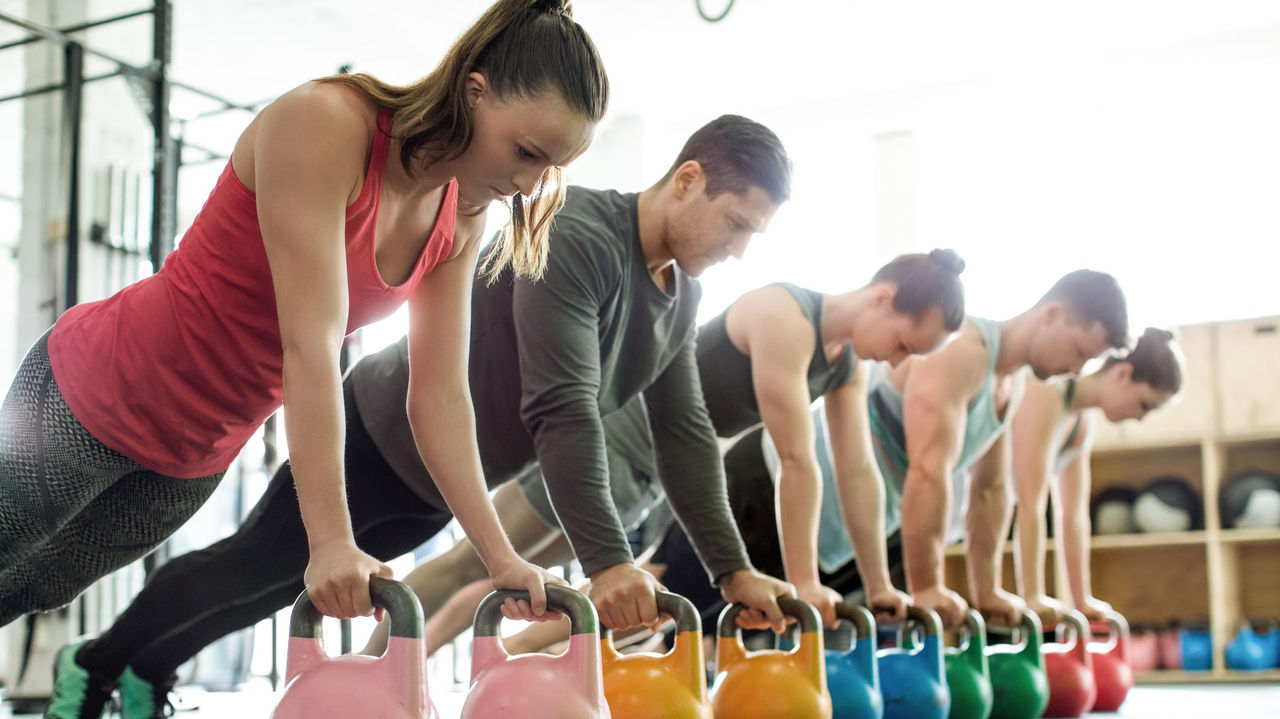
[
  {"xmin": 79, "ymin": 384, "xmax": 454, "ymax": 682},
  {"xmin": 653, "ymin": 427, "xmax": 902, "ymax": 626},
  {"xmin": 0, "ymin": 332, "xmax": 221, "ymax": 628}
]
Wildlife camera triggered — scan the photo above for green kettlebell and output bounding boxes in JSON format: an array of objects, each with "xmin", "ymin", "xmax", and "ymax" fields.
[
  {"xmin": 944, "ymin": 610, "xmax": 993, "ymax": 719},
  {"xmin": 984, "ymin": 609, "xmax": 1048, "ymax": 719}
]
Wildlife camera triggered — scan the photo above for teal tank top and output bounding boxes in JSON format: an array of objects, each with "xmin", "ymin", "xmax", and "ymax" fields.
[{"xmin": 813, "ymin": 316, "xmax": 1015, "ymax": 571}]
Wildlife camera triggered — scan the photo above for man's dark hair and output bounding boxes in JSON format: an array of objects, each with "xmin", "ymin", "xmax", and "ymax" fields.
[
  {"xmin": 660, "ymin": 115, "xmax": 792, "ymax": 204},
  {"xmin": 1038, "ymin": 269, "xmax": 1129, "ymax": 348}
]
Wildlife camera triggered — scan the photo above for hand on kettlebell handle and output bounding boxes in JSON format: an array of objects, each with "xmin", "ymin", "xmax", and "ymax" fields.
[
  {"xmin": 975, "ymin": 589, "xmax": 1027, "ymax": 631},
  {"xmin": 912, "ymin": 584, "xmax": 969, "ymax": 630}
]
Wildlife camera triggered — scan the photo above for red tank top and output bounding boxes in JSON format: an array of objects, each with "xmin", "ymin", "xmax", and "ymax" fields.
[{"xmin": 49, "ymin": 108, "xmax": 457, "ymax": 478}]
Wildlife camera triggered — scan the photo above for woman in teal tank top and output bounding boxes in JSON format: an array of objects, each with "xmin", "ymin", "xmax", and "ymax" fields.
[{"xmin": 1012, "ymin": 328, "xmax": 1183, "ymax": 627}]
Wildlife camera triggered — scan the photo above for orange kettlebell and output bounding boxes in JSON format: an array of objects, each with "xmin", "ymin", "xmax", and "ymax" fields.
[
  {"xmin": 601, "ymin": 591, "xmax": 713, "ymax": 719},
  {"xmin": 711, "ymin": 597, "xmax": 832, "ymax": 719}
]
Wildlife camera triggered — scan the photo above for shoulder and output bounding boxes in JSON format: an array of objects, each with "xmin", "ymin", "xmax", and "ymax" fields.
[
  {"xmin": 907, "ymin": 319, "xmax": 989, "ymax": 396},
  {"xmin": 258, "ymin": 81, "xmax": 375, "ymax": 146},
  {"xmin": 729, "ymin": 285, "xmax": 813, "ymax": 347},
  {"xmin": 1016, "ymin": 376, "xmax": 1066, "ymax": 430},
  {"xmin": 546, "ymin": 187, "xmax": 631, "ymax": 273},
  {"xmin": 932, "ymin": 319, "xmax": 990, "ymax": 378}
]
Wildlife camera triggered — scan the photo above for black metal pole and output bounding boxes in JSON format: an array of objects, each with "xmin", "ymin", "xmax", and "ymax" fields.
[
  {"xmin": 148, "ymin": 0, "xmax": 175, "ymax": 271},
  {"xmin": 0, "ymin": 9, "xmax": 153, "ymax": 53},
  {"xmin": 63, "ymin": 41, "xmax": 84, "ymax": 311}
]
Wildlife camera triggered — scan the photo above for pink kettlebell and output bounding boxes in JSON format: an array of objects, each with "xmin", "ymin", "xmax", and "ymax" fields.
[
  {"xmin": 271, "ymin": 576, "xmax": 438, "ymax": 719},
  {"xmin": 460, "ymin": 584, "xmax": 610, "ymax": 719}
]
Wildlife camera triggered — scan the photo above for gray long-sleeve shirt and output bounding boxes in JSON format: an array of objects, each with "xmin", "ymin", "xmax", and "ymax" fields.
[{"xmin": 350, "ymin": 186, "xmax": 749, "ymax": 581}]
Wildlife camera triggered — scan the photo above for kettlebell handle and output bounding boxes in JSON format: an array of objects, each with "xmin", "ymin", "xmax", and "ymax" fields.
[
  {"xmin": 718, "ymin": 595, "xmax": 821, "ymax": 638},
  {"xmin": 288, "ymin": 576, "xmax": 424, "ymax": 640},
  {"xmin": 880, "ymin": 604, "xmax": 945, "ymax": 640},
  {"xmin": 473, "ymin": 584, "xmax": 598, "ymax": 638},
  {"xmin": 1051, "ymin": 609, "xmax": 1090, "ymax": 655},
  {"xmin": 601, "ymin": 590, "xmax": 699, "ymax": 641},
  {"xmin": 1090, "ymin": 610, "xmax": 1128, "ymax": 655},
  {"xmin": 834, "ymin": 601, "xmax": 876, "ymax": 641}
]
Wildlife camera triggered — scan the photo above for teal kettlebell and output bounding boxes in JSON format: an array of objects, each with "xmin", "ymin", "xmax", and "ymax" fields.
[
  {"xmin": 984, "ymin": 609, "xmax": 1048, "ymax": 719},
  {"xmin": 944, "ymin": 610, "xmax": 993, "ymax": 719},
  {"xmin": 876, "ymin": 605, "xmax": 949, "ymax": 719},
  {"xmin": 826, "ymin": 602, "xmax": 882, "ymax": 719}
]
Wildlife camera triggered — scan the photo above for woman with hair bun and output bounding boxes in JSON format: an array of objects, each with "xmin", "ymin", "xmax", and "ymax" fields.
[{"xmin": 1012, "ymin": 327, "xmax": 1184, "ymax": 625}]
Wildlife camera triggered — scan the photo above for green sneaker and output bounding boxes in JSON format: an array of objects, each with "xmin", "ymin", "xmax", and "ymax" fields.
[
  {"xmin": 117, "ymin": 667, "xmax": 176, "ymax": 719},
  {"xmin": 44, "ymin": 641, "xmax": 117, "ymax": 719}
]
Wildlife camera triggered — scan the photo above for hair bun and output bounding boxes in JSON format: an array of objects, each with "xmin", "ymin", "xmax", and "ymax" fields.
[
  {"xmin": 1142, "ymin": 326, "xmax": 1176, "ymax": 343},
  {"xmin": 532, "ymin": 0, "xmax": 572, "ymax": 16},
  {"xmin": 928, "ymin": 248, "xmax": 966, "ymax": 275}
]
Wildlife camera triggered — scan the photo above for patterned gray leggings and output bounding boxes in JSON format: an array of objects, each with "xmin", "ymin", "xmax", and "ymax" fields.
[{"xmin": 0, "ymin": 332, "xmax": 221, "ymax": 628}]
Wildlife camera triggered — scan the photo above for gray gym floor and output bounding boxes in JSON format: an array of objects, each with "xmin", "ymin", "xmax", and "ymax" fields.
[{"xmin": 5, "ymin": 681, "xmax": 1279, "ymax": 718}]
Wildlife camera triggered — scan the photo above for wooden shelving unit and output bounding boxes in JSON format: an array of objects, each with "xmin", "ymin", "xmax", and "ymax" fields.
[{"xmin": 945, "ymin": 315, "xmax": 1280, "ymax": 685}]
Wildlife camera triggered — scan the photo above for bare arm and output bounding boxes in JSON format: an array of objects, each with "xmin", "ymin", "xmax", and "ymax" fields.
[
  {"xmin": 1056, "ymin": 413, "xmax": 1110, "ymax": 621},
  {"xmin": 964, "ymin": 430, "xmax": 1025, "ymax": 627},
  {"xmin": 406, "ymin": 216, "xmax": 557, "ymax": 617},
  {"xmin": 1011, "ymin": 378, "xmax": 1067, "ymax": 626},
  {"xmin": 899, "ymin": 335, "xmax": 986, "ymax": 628},
  {"xmin": 254, "ymin": 86, "xmax": 391, "ymax": 619},
  {"xmin": 741, "ymin": 295, "xmax": 834, "ymax": 625},
  {"xmin": 824, "ymin": 364, "xmax": 910, "ymax": 620}
]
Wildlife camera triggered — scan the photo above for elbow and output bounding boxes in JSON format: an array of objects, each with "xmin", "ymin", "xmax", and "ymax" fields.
[
  {"xmin": 519, "ymin": 387, "xmax": 599, "ymax": 434},
  {"xmin": 904, "ymin": 464, "xmax": 949, "ymax": 494}
]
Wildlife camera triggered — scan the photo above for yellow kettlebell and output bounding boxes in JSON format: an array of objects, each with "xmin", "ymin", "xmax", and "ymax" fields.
[
  {"xmin": 711, "ymin": 597, "xmax": 832, "ymax": 719},
  {"xmin": 601, "ymin": 591, "xmax": 713, "ymax": 719}
]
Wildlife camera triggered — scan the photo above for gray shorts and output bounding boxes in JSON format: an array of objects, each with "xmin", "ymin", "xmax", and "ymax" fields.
[{"xmin": 517, "ymin": 454, "xmax": 664, "ymax": 533}]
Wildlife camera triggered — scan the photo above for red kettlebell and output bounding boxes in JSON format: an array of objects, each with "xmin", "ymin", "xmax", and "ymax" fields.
[
  {"xmin": 1041, "ymin": 610, "xmax": 1096, "ymax": 718},
  {"xmin": 711, "ymin": 597, "xmax": 833, "ymax": 719},
  {"xmin": 461, "ymin": 585, "xmax": 609, "ymax": 718},
  {"xmin": 601, "ymin": 591, "xmax": 712, "ymax": 719},
  {"xmin": 271, "ymin": 577, "xmax": 437, "ymax": 719},
  {"xmin": 1088, "ymin": 611, "xmax": 1133, "ymax": 713}
]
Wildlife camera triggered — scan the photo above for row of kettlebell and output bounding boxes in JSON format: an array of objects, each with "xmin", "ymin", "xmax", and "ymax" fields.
[
  {"xmin": 1128, "ymin": 618, "xmax": 1280, "ymax": 672},
  {"xmin": 1129, "ymin": 621, "xmax": 1211, "ymax": 672},
  {"xmin": 873, "ymin": 606, "xmax": 1136, "ymax": 719},
  {"xmin": 266, "ymin": 578, "xmax": 1138, "ymax": 719}
]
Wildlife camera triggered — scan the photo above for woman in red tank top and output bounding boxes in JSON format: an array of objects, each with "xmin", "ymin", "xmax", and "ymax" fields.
[{"xmin": 0, "ymin": 0, "xmax": 607, "ymax": 641}]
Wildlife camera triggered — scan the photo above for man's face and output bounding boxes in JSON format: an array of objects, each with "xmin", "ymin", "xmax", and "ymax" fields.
[
  {"xmin": 665, "ymin": 171, "xmax": 777, "ymax": 277},
  {"xmin": 1028, "ymin": 304, "xmax": 1113, "ymax": 380},
  {"xmin": 851, "ymin": 301, "xmax": 952, "ymax": 367}
]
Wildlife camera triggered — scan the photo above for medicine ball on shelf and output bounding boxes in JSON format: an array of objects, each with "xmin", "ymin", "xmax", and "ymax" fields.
[
  {"xmin": 1090, "ymin": 486, "xmax": 1139, "ymax": 535},
  {"xmin": 1219, "ymin": 469, "xmax": 1280, "ymax": 530},
  {"xmin": 1132, "ymin": 476, "xmax": 1202, "ymax": 533}
]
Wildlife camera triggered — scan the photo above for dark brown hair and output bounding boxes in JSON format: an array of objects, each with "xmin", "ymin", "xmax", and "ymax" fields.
[
  {"xmin": 1103, "ymin": 327, "xmax": 1184, "ymax": 393},
  {"xmin": 658, "ymin": 115, "xmax": 792, "ymax": 205},
  {"xmin": 320, "ymin": 0, "xmax": 609, "ymax": 280},
  {"xmin": 1037, "ymin": 269, "xmax": 1129, "ymax": 348},
  {"xmin": 871, "ymin": 248, "xmax": 967, "ymax": 331}
]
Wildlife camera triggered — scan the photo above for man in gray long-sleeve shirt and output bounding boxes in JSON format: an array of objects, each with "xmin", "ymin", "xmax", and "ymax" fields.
[{"xmin": 352, "ymin": 115, "xmax": 797, "ymax": 630}]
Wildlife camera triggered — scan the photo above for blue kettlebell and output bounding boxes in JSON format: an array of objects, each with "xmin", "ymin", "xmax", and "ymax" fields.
[
  {"xmin": 826, "ymin": 602, "xmax": 883, "ymax": 719},
  {"xmin": 877, "ymin": 605, "xmax": 949, "ymax": 719},
  {"xmin": 1225, "ymin": 621, "xmax": 1276, "ymax": 671},
  {"xmin": 1179, "ymin": 622, "xmax": 1213, "ymax": 671}
]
